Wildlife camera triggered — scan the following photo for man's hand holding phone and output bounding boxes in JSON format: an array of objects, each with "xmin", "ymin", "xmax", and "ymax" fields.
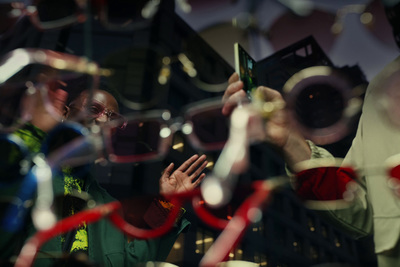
[{"xmin": 234, "ymin": 42, "xmax": 258, "ymax": 99}]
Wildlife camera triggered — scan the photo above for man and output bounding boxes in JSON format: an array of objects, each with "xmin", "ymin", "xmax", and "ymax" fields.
[
  {"xmin": 0, "ymin": 82, "xmax": 208, "ymax": 266},
  {"xmin": 222, "ymin": 53, "xmax": 400, "ymax": 266}
]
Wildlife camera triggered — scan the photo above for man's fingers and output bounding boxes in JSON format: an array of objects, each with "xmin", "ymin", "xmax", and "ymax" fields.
[
  {"xmin": 176, "ymin": 154, "xmax": 199, "ymax": 171},
  {"xmin": 161, "ymin": 163, "xmax": 174, "ymax": 181},
  {"xmin": 228, "ymin": 72, "xmax": 239, "ymax": 84},
  {"xmin": 185, "ymin": 154, "xmax": 207, "ymax": 176},
  {"xmin": 222, "ymin": 80, "xmax": 244, "ymax": 102},
  {"xmin": 189, "ymin": 159, "xmax": 208, "ymax": 181},
  {"xmin": 193, "ymin": 173, "xmax": 206, "ymax": 187},
  {"xmin": 222, "ymin": 90, "xmax": 247, "ymax": 116}
]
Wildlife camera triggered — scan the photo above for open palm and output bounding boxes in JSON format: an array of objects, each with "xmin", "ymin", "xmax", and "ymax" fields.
[{"xmin": 160, "ymin": 154, "xmax": 208, "ymax": 195}]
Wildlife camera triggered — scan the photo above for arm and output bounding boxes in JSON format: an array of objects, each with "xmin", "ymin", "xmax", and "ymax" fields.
[
  {"xmin": 123, "ymin": 154, "xmax": 207, "ymax": 264},
  {"xmin": 142, "ymin": 154, "xmax": 207, "ymax": 229},
  {"xmin": 222, "ymin": 72, "xmax": 373, "ymax": 239}
]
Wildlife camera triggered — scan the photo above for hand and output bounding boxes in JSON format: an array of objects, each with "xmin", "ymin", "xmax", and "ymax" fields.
[
  {"xmin": 222, "ymin": 72, "xmax": 247, "ymax": 116},
  {"xmin": 159, "ymin": 154, "xmax": 208, "ymax": 195},
  {"xmin": 221, "ymin": 72, "xmax": 312, "ymax": 170},
  {"xmin": 256, "ymin": 85, "xmax": 291, "ymax": 149},
  {"xmin": 222, "ymin": 72, "xmax": 290, "ymax": 148},
  {"xmin": 26, "ymin": 86, "xmax": 68, "ymax": 132}
]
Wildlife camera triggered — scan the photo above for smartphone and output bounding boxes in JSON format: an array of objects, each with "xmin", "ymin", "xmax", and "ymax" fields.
[{"xmin": 234, "ymin": 42, "xmax": 258, "ymax": 98}]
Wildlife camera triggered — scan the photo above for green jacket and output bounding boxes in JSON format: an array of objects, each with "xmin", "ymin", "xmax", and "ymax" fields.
[{"xmin": 0, "ymin": 124, "xmax": 190, "ymax": 266}]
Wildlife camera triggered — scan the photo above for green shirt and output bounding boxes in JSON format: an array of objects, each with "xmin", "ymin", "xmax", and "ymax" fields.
[{"xmin": 1, "ymin": 123, "xmax": 190, "ymax": 266}]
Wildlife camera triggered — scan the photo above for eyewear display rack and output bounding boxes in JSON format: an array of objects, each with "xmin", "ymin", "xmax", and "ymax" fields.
[{"xmin": 0, "ymin": 0, "xmax": 374, "ymax": 266}]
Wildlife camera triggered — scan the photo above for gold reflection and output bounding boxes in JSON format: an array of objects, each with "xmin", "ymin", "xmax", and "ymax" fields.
[
  {"xmin": 196, "ymin": 228, "xmax": 214, "ymax": 254},
  {"xmin": 172, "ymin": 134, "xmax": 184, "ymax": 152},
  {"xmin": 172, "ymin": 142, "xmax": 184, "ymax": 150}
]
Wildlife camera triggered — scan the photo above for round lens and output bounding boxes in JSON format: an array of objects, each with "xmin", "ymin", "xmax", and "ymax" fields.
[
  {"xmin": 108, "ymin": 118, "xmax": 165, "ymax": 162},
  {"xmin": 295, "ymin": 83, "xmax": 344, "ymax": 129},
  {"xmin": 187, "ymin": 106, "xmax": 229, "ymax": 150}
]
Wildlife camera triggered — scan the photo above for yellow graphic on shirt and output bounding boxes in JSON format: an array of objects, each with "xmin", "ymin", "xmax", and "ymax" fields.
[
  {"xmin": 70, "ymin": 223, "xmax": 88, "ymax": 253},
  {"xmin": 64, "ymin": 170, "xmax": 88, "ymax": 253},
  {"xmin": 64, "ymin": 167, "xmax": 83, "ymax": 194}
]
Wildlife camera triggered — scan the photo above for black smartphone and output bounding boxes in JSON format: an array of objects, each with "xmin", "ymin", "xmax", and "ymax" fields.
[{"xmin": 234, "ymin": 42, "xmax": 257, "ymax": 98}]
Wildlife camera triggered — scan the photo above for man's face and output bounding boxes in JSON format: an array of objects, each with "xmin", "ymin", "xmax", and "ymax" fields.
[{"xmin": 67, "ymin": 89, "xmax": 121, "ymax": 126}]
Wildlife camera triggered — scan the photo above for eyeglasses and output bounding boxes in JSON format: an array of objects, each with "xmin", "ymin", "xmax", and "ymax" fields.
[
  {"xmin": 0, "ymin": 48, "xmax": 111, "ymax": 133},
  {"xmin": 8, "ymin": 101, "xmax": 286, "ymax": 263},
  {"xmin": 282, "ymin": 65, "xmax": 365, "ymax": 145},
  {"xmin": 91, "ymin": 0, "xmax": 193, "ymax": 31},
  {"xmin": 102, "ymin": 97, "xmax": 230, "ymax": 163},
  {"xmin": 2, "ymin": 0, "xmax": 151, "ymax": 33},
  {"xmin": 1, "ymin": 0, "xmax": 193, "ymax": 34},
  {"xmin": 0, "ymin": 48, "xmax": 109, "ymax": 84},
  {"xmin": 0, "ymin": 95, "xmax": 231, "ymax": 234},
  {"xmin": 200, "ymin": 90, "xmax": 364, "ymax": 212},
  {"xmin": 2, "ymin": 0, "xmax": 87, "ymax": 31},
  {"xmin": 91, "ymin": 0, "xmax": 157, "ymax": 32},
  {"xmin": 291, "ymin": 153, "xmax": 400, "ymax": 211},
  {"xmin": 1, "ymin": 0, "xmax": 194, "ymax": 34},
  {"xmin": 17, "ymin": 112, "xmax": 393, "ymax": 267},
  {"xmin": 5, "ymin": 93, "xmax": 368, "ymax": 266},
  {"xmin": 290, "ymin": 157, "xmax": 362, "ymax": 210},
  {"xmin": 13, "ymin": 175, "xmax": 288, "ymax": 267},
  {"xmin": 69, "ymin": 99, "xmax": 127, "ymax": 128},
  {"xmin": 87, "ymin": 100, "xmax": 124, "ymax": 122},
  {"xmin": 0, "ymin": 96, "xmax": 230, "ymax": 230},
  {"xmin": 219, "ymin": 65, "xmax": 365, "ymax": 148}
]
